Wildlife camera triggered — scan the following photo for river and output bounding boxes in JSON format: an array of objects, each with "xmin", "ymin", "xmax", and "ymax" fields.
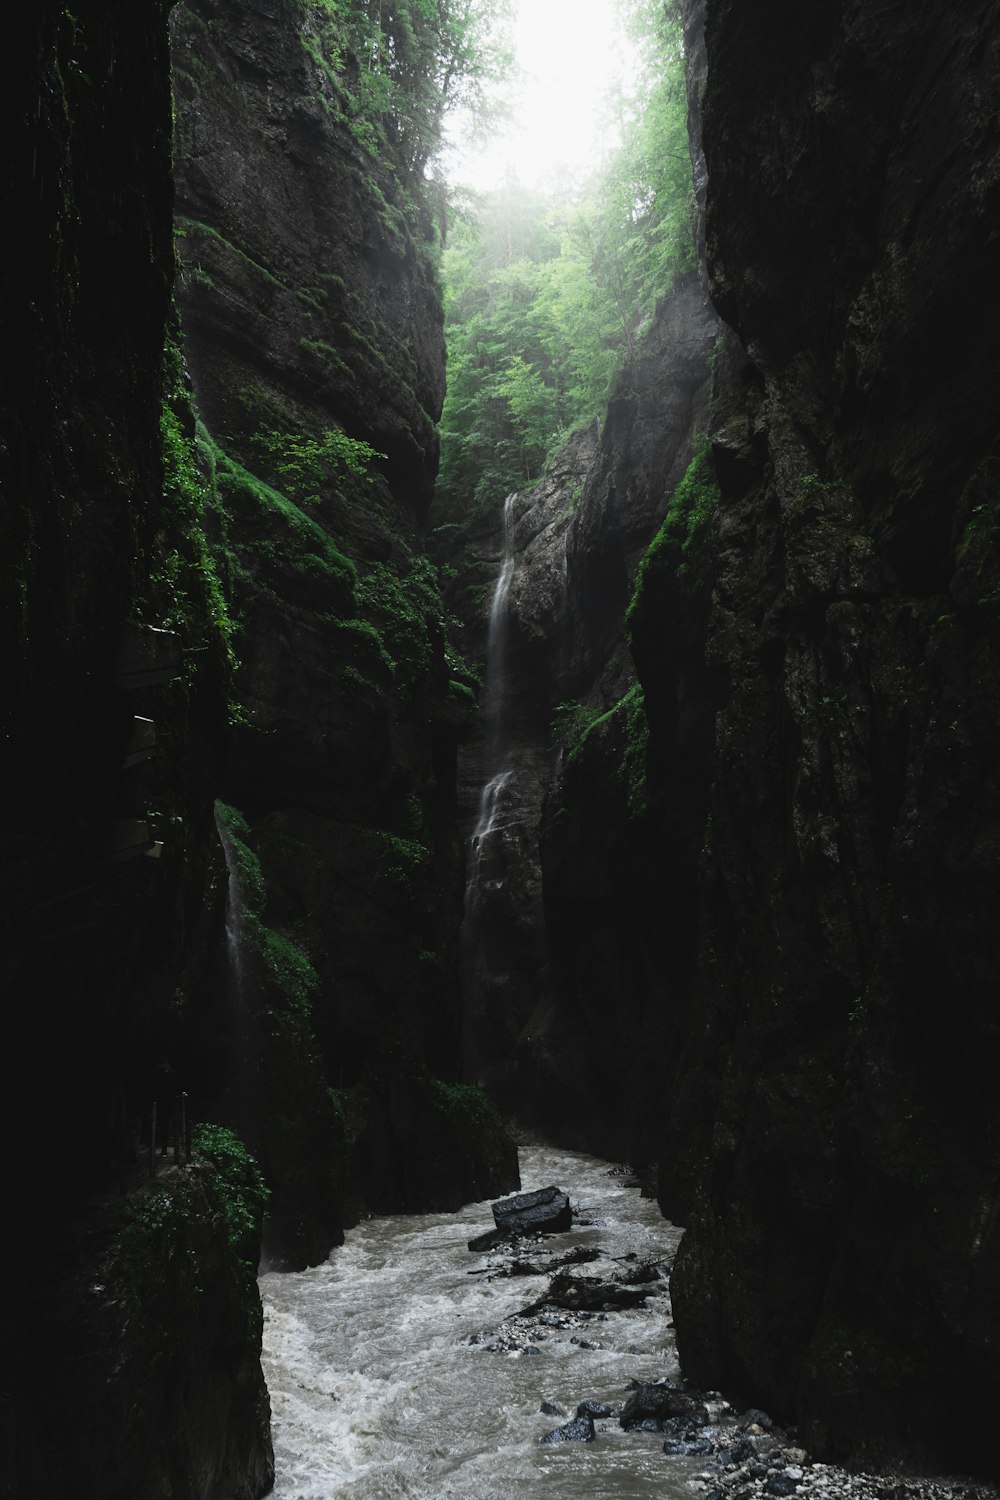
[{"xmin": 259, "ymin": 1143, "xmax": 702, "ymax": 1499}]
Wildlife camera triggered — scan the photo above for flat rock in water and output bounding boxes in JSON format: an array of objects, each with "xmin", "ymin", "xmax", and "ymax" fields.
[{"xmin": 492, "ymin": 1185, "xmax": 572, "ymax": 1236}]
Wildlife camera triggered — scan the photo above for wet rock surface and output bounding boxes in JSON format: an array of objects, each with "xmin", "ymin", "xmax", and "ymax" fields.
[
  {"xmin": 493, "ymin": 1185, "xmax": 573, "ymax": 1236},
  {"xmin": 492, "ymin": 0, "xmax": 1000, "ymax": 1477},
  {"xmin": 465, "ymin": 1165, "xmax": 999, "ymax": 1500}
]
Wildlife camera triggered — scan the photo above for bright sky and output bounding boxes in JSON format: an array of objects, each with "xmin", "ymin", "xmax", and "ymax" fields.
[{"xmin": 446, "ymin": 0, "xmax": 636, "ymax": 192}]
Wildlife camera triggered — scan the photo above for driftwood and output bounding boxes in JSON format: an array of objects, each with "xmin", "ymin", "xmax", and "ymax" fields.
[
  {"xmin": 466, "ymin": 1245, "xmax": 601, "ymax": 1279},
  {"xmin": 515, "ymin": 1263, "xmax": 663, "ymax": 1318}
]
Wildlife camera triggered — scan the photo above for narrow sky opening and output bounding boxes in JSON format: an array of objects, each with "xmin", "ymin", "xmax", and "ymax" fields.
[{"xmin": 446, "ymin": 0, "xmax": 637, "ymax": 193}]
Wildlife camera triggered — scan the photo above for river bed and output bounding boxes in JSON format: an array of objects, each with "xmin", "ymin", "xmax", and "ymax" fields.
[
  {"xmin": 259, "ymin": 1144, "xmax": 1000, "ymax": 1500},
  {"xmin": 259, "ymin": 1143, "xmax": 696, "ymax": 1499}
]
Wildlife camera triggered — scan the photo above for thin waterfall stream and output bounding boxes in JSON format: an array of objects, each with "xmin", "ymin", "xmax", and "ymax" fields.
[
  {"xmin": 260, "ymin": 1143, "xmax": 695, "ymax": 1499},
  {"xmin": 215, "ymin": 809, "xmax": 247, "ymax": 1014},
  {"xmin": 467, "ymin": 492, "xmax": 518, "ymax": 901}
]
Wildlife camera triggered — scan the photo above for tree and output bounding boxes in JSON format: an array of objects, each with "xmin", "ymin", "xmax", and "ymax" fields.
[{"xmin": 307, "ymin": 0, "xmax": 514, "ymax": 176}]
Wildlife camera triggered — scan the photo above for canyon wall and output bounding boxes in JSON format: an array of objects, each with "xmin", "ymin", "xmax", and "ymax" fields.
[
  {"xmin": 2, "ymin": 1, "xmax": 517, "ymax": 1491},
  {"xmin": 449, "ymin": 277, "xmax": 718, "ymax": 1152},
  {"xmin": 1, "ymin": 3, "xmax": 271, "ymax": 1495},
  {"xmin": 170, "ymin": 0, "xmax": 517, "ymax": 1268},
  {"xmin": 664, "ymin": 0, "xmax": 1000, "ymax": 1472},
  {"xmin": 505, "ymin": 0, "xmax": 1000, "ymax": 1475}
]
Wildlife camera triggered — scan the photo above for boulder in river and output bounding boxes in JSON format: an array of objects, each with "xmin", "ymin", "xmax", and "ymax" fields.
[
  {"xmin": 619, "ymin": 1383, "xmax": 708, "ymax": 1431},
  {"xmin": 493, "ymin": 1186, "xmax": 572, "ymax": 1236},
  {"xmin": 467, "ymin": 1185, "xmax": 572, "ymax": 1251}
]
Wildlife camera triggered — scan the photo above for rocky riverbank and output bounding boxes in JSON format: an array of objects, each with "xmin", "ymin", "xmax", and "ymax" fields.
[{"xmin": 465, "ymin": 1171, "xmax": 999, "ymax": 1500}]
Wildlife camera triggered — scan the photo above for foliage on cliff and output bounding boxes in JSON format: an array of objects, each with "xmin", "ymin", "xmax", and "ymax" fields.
[
  {"xmin": 304, "ymin": 0, "xmax": 513, "ymax": 174},
  {"xmin": 437, "ymin": 0, "xmax": 695, "ymax": 519}
]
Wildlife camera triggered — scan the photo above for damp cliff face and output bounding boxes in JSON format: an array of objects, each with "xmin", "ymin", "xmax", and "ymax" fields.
[
  {"xmin": 170, "ymin": 0, "xmax": 517, "ymax": 1265},
  {"xmin": 2, "ymin": 5, "xmax": 271, "ymax": 1496},
  {"xmin": 661, "ymin": 0, "xmax": 1000, "ymax": 1472},
  {"xmin": 450, "ymin": 278, "xmax": 717, "ymax": 1128},
  {"xmin": 489, "ymin": 0, "xmax": 1000, "ymax": 1474}
]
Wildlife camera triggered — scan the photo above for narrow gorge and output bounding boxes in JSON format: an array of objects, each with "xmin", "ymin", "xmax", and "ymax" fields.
[{"xmin": 2, "ymin": 1, "xmax": 998, "ymax": 1497}]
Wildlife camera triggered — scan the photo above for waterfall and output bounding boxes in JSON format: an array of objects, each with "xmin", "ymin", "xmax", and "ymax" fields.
[
  {"xmin": 467, "ymin": 494, "xmax": 518, "ymax": 898},
  {"xmin": 215, "ymin": 809, "xmax": 247, "ymax": 1009},
  {"xmin": 213, "ymin": 807, "xmax": 256, "ymax": 1106},
  {"xmin": 480, "ymin": 491, "xmax": 516, "ymax": 764}
]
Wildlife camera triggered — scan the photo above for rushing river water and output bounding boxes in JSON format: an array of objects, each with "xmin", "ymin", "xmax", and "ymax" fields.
[{"xmin": 260, "ymin": 1144, "xmax": 702, "ymax": 1500}]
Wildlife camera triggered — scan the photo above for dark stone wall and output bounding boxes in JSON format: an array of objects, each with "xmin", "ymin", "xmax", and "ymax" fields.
[
  {"xmin": 661, "ymin": 0, "xmax": 1000, "ymax": 1473},
  {"xmin": 444, "ymin": 276, "xmax": 718, "ymax": 1146},
  {"xmin": 494, "ymin": 0, "xmax": 1000, "ymax": 1474},
  {"xmin": 1, "ymin": 3, "xmax": 271, "ymax": 1495}
]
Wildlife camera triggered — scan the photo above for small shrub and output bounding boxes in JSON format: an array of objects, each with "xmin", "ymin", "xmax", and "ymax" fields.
[{"xmin": 191, "ymin": 1123, "xmax": 270, "ymax": 1266}]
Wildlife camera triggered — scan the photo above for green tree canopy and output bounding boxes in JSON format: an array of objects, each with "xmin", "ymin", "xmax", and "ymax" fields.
[
  {"xmin": 307, "ymin": 0, "xmax": 514, "ymax": 175},
  {"xmin": 436, "ymin": 0, "xmax": 695, "ymax": 521}
]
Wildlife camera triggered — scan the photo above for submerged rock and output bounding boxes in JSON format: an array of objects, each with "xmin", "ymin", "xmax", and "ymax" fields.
[{"xmin": 540, "ymin": 1414, "xmax": 596, "ymax": 1444}]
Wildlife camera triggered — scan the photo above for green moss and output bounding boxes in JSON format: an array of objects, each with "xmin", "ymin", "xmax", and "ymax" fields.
[
  {"xmin": 355, "ymin": 551, "xmax": 444, "ymax": 685},
  {"xmin": 174, "ymin": 215, "xmax": 285, "ymax": 288},
  {"xmin": 551, "ymin": 698, "xmax": 606, "ymax": 752},
  {"xmin": 206, "ymin": 435, "xmax": 357, "ymax": 612},
  {"xmin": 558, "ymin": 684, "xmax": 649, "ymax": 819},
  {"xmin": 955, "ymin": 457, "xmax": 1000, "ymax": 608},
  {"xmin": 191, "ymin": 1123, "xmax": 270, "ymax": 1267},
  {"xmin": 295, "ymin": 285, "xmax": 328, "ymax": 313},
  {"xmin": 152, "ymin": 337, "xmax": 237, "ymax": 677},
  {"xmin": 620, "ymin": 685, "xmax": 649, "ymax": 818},
  {"xmin": 215, "ymin": 801, "xmax": 319, "ymax": 1017},
  {"xmin": 255, "ymin": 924, "xmax": 319, "ymax": 1017},
  {"xmin": 215, "ymin": 802, "xmax": 265, "ymax": 905},
  {"xmin": 794, "ymin": 472, "xmax": 852, "ymax": 515},
  {"xmin": 342, "ymin": 663, "xmax": 379, "ymax": 694},
  {"xmin": 331, "ymin": 616, "xmax": 395, "ymax": 676},
  {"xmin": 627, "ymin": 433, "xmax": 719, "ymax": 622},
  {"xmin": 299, "ymin": 336, "xmax": 355, "ymax": 382}
]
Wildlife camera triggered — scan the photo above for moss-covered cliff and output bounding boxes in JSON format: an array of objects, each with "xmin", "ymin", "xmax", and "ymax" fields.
[{"xmin": 170, "ymin": 0, "xmax": 517, "ymax": 1267}]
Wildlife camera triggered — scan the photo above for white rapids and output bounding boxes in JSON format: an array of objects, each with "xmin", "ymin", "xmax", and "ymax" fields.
[{"xmin": 259, "ymin": 1143, "xmax": 703, "ymax": 1499}]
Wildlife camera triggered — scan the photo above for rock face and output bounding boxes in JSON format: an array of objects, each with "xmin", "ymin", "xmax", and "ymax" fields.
[
  {"xmin": 451, "ymin": 282, "xmax": 718, "ymax": 1120},
  {"xmin": 1, "ymin": 4, "xmax": 270, "ymax": 1495},
  {"xmin": 170, "ymin": 0, "xmax": 518, "ymax": 1266},
  {"xmin": 661, "ymin": 0, "xmax": 1000, "ymax": 1475},
  {"xmin": 505, "ymin": 0, "xmax": 1000, "ymax": 1476}
]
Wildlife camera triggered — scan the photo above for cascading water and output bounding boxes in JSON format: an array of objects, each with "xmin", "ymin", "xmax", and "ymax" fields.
[
  {"xmin": 466, "ymin": 492, "xmax": 519, "ymax": 908},
  {"xmin": 470, "ymin": 492, "xmax": 515, "ymax": 870},
  {"xmin": 215, "ymin": 808, "xmax": 248, "ymax": 1016},
  {"xmin": 213, "ymin": 807, "xmax": 257, "ymax": 1112},
  {"xmin": 259, "ymin": 1143, "xmax": 694, "ymax": 1500}
]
